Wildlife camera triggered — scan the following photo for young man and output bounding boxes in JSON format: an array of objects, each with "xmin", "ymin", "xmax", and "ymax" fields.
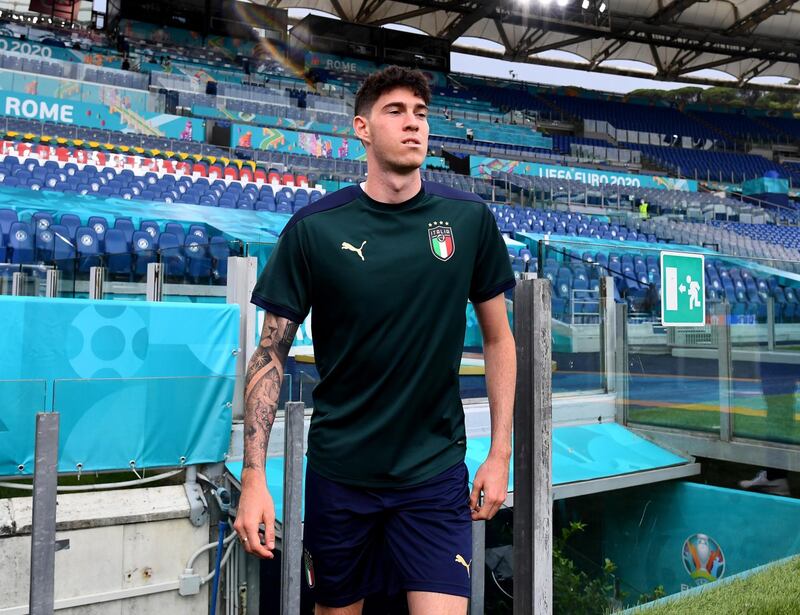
[{"xmin": 234, "ymin": 66, "xmax": 516, "ymax": 615}]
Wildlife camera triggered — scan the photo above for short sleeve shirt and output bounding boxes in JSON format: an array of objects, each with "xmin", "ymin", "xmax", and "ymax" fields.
[{"xmin": 252, "ymin": 181, "xmax": 515, "ymax": 487}]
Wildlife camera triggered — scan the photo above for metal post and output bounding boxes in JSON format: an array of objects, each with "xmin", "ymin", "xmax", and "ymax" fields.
[
  {"xmin": 88, "ymin": 266, "xmax": 105, "ymax": 300},
  {"xmin": 281, "ymin": 401, "xmax": 305, "ymax": 615},
  {"xmin": 29, "ymin": 412, "xmax": 60, "ymax": 615},
  {"xmin": 146, "ymin": 262, "xmax": 164, "ymax": 302},
  {"xmin": 599, "ymin": 276, "xmax": 616, "ymax": 394},
  {"xmin": 614, "ymin": 303, "xmax": 629, "ymax": 425},
  {"xmin": 767, "ymin": 297, "xmax": 775, "ymax": 352},
  {"xmin": 513, "ymin": 278, "xmax": 553, "ymax": 615},
  {"xmin": 470, "ymin": 520, "xmax": 486, "ymax": 615},
  {"xmin": 715, "ymin": 302, "xmax": 733, "ymax": 442},
  {"xmin": 45, "ymin": 269, "xmax": 60, "ymax": 298},
  {"xmin": 226, "ymin": 256, "xmax": 259, "ymax": 421},
  {"xmin": 12, "ymin": 271, "xmax": 25, "ymax": 296}
]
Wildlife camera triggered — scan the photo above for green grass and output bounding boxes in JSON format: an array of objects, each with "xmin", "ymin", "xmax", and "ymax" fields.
[
  {"xmin": 627, "ymin": 406, "xmax": 800, "ymax": 445},
  {"xmin": 630, "ymin": 557, "xmax": 800, "ymax": 615}
]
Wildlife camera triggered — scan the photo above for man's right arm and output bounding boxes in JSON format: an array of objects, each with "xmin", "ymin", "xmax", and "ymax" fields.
[{"xmin": 233, "ymin": 311, "xmax": 299, "ymax": 558}]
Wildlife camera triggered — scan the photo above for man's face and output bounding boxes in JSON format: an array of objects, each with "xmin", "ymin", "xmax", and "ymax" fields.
[{"xmin": 355, "ymin": 86, "xmax": 429, "ymax": 174}]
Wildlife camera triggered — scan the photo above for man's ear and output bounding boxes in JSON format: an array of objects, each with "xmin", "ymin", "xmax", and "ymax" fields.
[{"xmin": 353, "ymin": 114, "xmax": 371, "ymax": 146}]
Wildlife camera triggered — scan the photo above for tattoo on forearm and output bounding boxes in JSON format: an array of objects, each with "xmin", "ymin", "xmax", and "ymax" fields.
[{"xmin": 243, "ymin": 315, "xmax": 299, "ymax": 471}]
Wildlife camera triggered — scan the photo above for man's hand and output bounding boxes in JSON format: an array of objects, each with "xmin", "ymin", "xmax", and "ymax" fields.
[
  {"xmin": 233, "ymin": 471, "xmax": 276, "ymax": 559},
  {"xmin": 469, "ymin": 452, "xmax": 510, "ymax": 521}
]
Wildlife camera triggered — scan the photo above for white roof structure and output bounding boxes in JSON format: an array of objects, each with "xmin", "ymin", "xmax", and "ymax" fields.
[{"xmin": 268, "ymin": 0, "xmax": 800, "ymax": 86}]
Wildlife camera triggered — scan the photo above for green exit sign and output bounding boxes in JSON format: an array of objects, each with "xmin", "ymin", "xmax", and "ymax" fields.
[{"xmin": 660, "ymin": 251, "xmax": 705, "ymax": 327}]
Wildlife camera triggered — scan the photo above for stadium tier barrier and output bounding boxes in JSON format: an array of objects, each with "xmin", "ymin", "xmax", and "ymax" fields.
[{"xmin": 0, "ymin": 296, "xmax": 239, "ymax": 477}]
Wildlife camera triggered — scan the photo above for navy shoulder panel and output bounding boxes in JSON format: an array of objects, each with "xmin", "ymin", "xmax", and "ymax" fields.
[
  {"xmin": 281, "ymin": 184, "xmax": 361, "ymax": 236},
  {"xmin": 423, "ymin": 181, "xmax": 485, "ymax": 205}
]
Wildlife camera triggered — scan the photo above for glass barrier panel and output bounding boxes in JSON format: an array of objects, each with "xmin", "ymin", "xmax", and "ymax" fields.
[
  {"xmin": 729, "ymin": 257, "xmax": 800, "ymax": 445},
  {"xmin": 159, "ymin": 242, "xmax": 237, "ymax": 304},
  {"xmin": 0, "ymin": 379, "xmax": 48, "ymax": 477},
  {"xmin": 52, "ymin": 376, "xmax": 236, "ymax": 473}
]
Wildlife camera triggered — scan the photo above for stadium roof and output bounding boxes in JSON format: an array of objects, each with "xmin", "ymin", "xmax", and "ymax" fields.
[{"xmin": 273, "ymin": 0, "xmax": 800, "ymax": 87}]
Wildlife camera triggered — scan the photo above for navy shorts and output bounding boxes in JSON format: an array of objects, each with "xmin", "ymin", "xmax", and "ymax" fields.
[{"xmin": 302, "ymin": 461, "xmax": 473, "ymax": 608}]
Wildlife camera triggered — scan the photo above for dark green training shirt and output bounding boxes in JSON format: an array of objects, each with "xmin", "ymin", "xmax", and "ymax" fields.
[{"xmin": 251, "ymin": 181, "xmax": 515, "ymax": 488}]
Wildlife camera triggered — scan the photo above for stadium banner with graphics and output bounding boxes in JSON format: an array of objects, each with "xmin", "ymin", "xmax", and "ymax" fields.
[
  {"xmin": 0, "ymin": 34, "xmax": 126, "ymax": 68},
  {"xmin": 0, "ymin": 91, "xmax": 205, "ymax": 141},
  {"xmin": 196, "ymin": 105, "xmax": 355, "ymax": 136},
  {"xmin": 602, "ymin": 482, "xmax": 800, "ymax": 602},
  {"xmin": 119, "ymin": 19, "xmax": 259, "ymax": 60},
  {"xmin": 304, "ymin": 51, "xmax": 449, "ymax": 87},
  {"xmin": 471, "ymin": 156, "xmax": 699, "ymax": 191},
  {"xmin": 0, "ymin": 296, "xmax": 239, "ymax": 476},
  {"xmin": 231, "ymin": 122, "xmax": 366, "ymax": 160},
  {"xmin": 0, "ymin": 68, "xmax": 148, "ymax": 109}
]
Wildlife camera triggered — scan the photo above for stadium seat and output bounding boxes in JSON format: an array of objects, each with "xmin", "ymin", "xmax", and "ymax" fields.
[
  {"xmin": 104, "ymin": 228, "xmax": 132, "ymax": 278},
  {"xmin": 185, "ymin": 236, "xmax": 211, "ymax": 282},
  {"xmin": 8, "ymin": 222, "xmax": 34, "ymax": 264},
  {"xmin": 158, "ymin": 232, "xmax": 186, "ymax": 278},
  {"xmin": 132, "ymin": 231, "xmax": 157, "ymax": 278},
  {"xmin": 75, "ymin": 226, "xmax": 102, "ymax": 272}
]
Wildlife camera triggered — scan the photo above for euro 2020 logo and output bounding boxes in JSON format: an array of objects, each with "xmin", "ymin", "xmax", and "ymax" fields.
[{"xmin": 682, "ymin": 533, "xmax": 725, "ymax": 585}]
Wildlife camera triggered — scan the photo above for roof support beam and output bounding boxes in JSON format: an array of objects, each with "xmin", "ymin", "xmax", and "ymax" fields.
[
  {"xmin": 647, "ymin": 0, "xmax": 702, "ymax": 24},
  {"xmin": 436, "ymin": 0, "xmax": 499, "ymax": 41},
  {"xmin": 588, "ymin": 39, "xmax": 625, "ymax": 69},
  {"xmin": 366, "ymin": 5, "xmax": 442, "ymax": 27},
  {"xmin": 738, "ymin": 59, "xmax": 776, "ymax": 85},
  {"xmin": 526, "ymin": 34, "xmax": 594, "ymax": 57},
  {"xmin": 452, "ymin": 42, "xmax": 800, "ymax": 91},
  {"xmin": 726, "ymin": 0, "xmax": 798, "ymax": 35}
]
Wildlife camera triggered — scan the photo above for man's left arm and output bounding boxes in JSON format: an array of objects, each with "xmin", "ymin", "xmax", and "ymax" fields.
[{"xmin": 470, "ymin": 292, "xmax": 516, "ymax": 521}]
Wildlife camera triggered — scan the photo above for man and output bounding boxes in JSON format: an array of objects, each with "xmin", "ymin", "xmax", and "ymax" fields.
[{"xmin": 234, "ymin": 66, "xmax": 516, "ymax": 615}]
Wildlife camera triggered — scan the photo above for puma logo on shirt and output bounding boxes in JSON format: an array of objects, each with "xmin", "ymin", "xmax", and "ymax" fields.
[{"xmin": 342, "ymin": 240, "xmax": 367, "ymax": 261}]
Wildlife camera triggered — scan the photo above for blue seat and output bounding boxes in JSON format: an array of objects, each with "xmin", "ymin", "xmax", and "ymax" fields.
[
  {"xmin": 50, "ymin": 224, "xmax": 76, "ymax": 262},
  {"xmin": 35, "ymin": 227, "xmax": 55, "ymax": 262},
  {"xmin": 164, "ymin": 223, "xmax": 185, "ymax": 245},
  {"xmin": 140, "ymin": 220, "xmax": 160, "ymax": 241},
  {"xmin": 210, "ymin": 236, "xmax": 230, "ymax": 284},
  {"xmin": 188, "ymin": 224, "xmax": 207, "ymax": 241},
  {"xmin": 9, "ymin": 222, "xmax": 34, "ymax": 264},
  {"xmin": 114, "ymin": 218, "xmax": 135, "ymax": 248},
  {"xmin": 59, "ymin": 214, "xmax": 81, "ymax": 240},
  {"xmin": 0, "ymin": 208, "xmax": 18, "ymax": 243},
  {"xmin": 104, "ymin": 229, "xmax": 132, "ymax": 278},
  {"xmin": 75, "ymin": 226, "xmax": 101, "ymax": 272},
  {"xmin": 32, "ymin": 212, "xmax": 54, "ymax": 232},
  {"xmin": 132, "ymin": 231, "xmax": 157, "ymax": 278},
  {"xmin": 185, "ymin": 236, "xmax": 211, "ymax": 282},
  {"xmin": 88, "ymin": 216, "xmax": 109, "ymax": 250},
  {"xmin": 158, "ymin": 232, "xmax": 185, "ymax": 278}
]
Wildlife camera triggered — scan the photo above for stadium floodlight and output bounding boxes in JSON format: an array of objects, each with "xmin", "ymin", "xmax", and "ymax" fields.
[{"xmin": 599, "ymin": 1, "xmax": 607, "ymax": 12}]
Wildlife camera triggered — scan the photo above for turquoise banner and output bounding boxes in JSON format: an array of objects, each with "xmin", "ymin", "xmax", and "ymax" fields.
[
  {"xmin": 603, "ymin": 482, "xmax": 800, "ymax": 601},
  {"xmin": 232, "ymin": 123, "xmax": 366, "ymax": 160},
  {"xmin": 0, "ymin": 184, "xmax": 286, "ymax": 244},
  {"xmin": 0, "ymin": 296, "xmax": 239, "ymax": 476},
  {"xmin": 472, "ymin": 157, "xmax": 699, "ymax": 191},
  {"xmin": 0, "ymin": 90, "xmax": 205, "ymax": 141},
  {"xmin": 0, "ymin": 68, "xmax": 148, "ymax": 110},
  {"xmin": 197, "ymin": 105, "xmax": 354, "ymax": 136},
  {"xmin": 120, "ymin": 19, "xmax": 261, "ymax": 61},
  {"xmin": 0, "ymin": 34, "xmax": 124, "ymax": 68},
  {"xmin": 742, "ymin": 177, "xmax": 789, "ymax": 195},
  {"xmin": 305, "ymin": 51, "xmax": 448, "ymax": 87}
]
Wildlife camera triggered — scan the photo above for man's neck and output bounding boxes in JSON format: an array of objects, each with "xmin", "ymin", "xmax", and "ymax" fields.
[{"xmin": 362, "ymin": 171, "xmax": 422, "ymax": 205}]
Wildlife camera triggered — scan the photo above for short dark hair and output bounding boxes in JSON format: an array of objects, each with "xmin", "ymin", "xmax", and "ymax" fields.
[{"xmin": 354, "ymin": 66, "xmax": 431, "ymax": 117}]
